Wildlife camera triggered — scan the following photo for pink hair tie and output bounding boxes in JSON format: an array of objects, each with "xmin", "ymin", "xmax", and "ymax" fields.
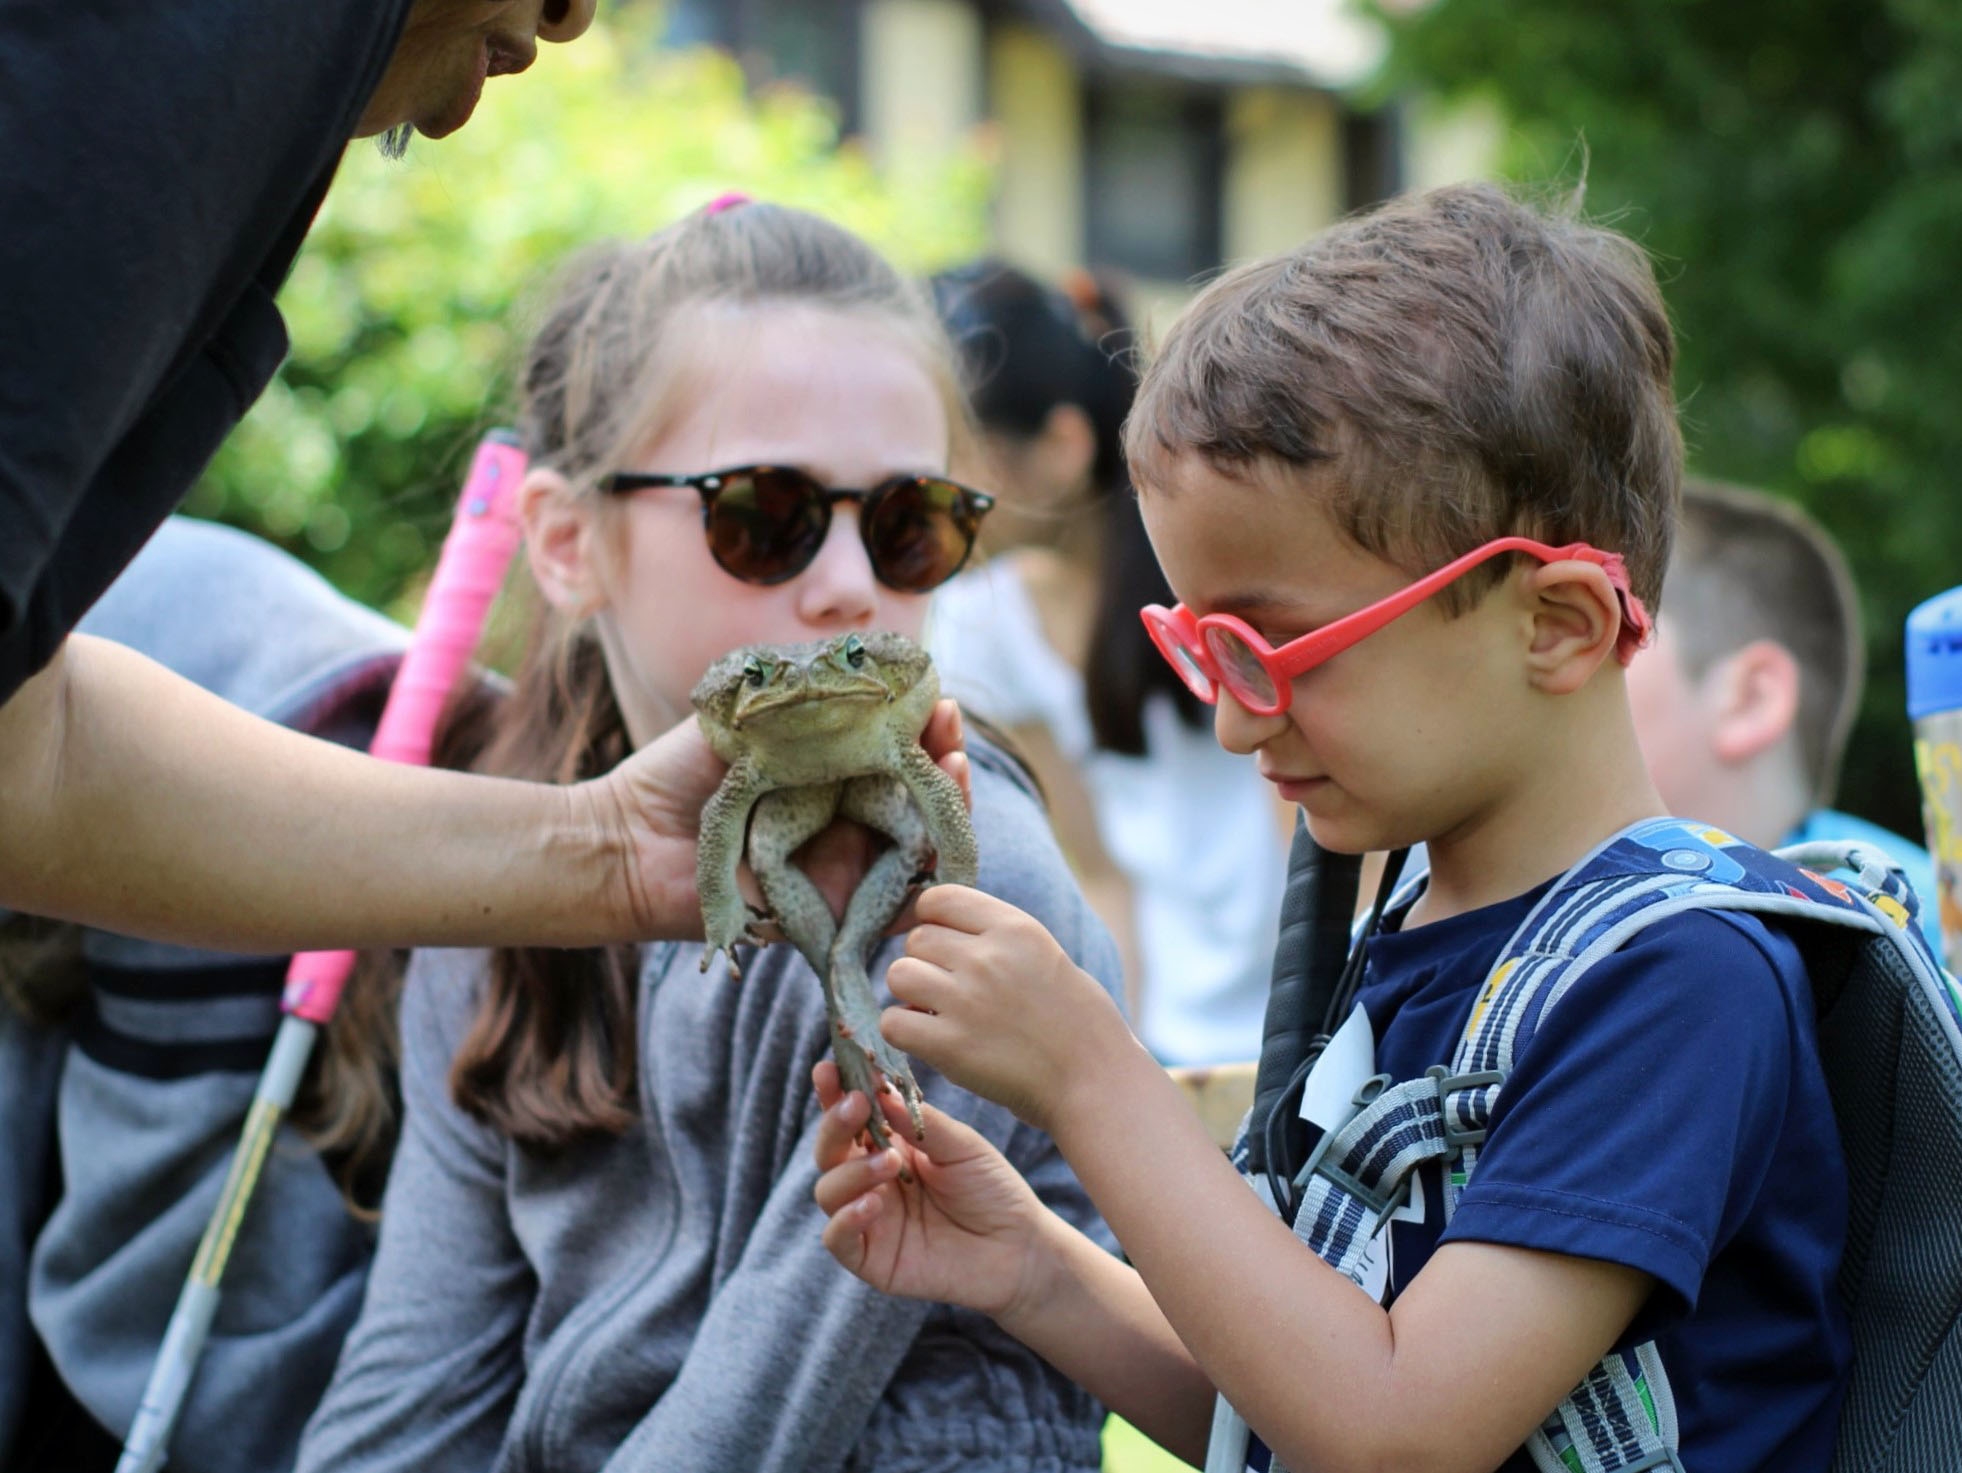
[{"xmin": 704, "ymin": 191, "xmax": 752, "ymax": 216}]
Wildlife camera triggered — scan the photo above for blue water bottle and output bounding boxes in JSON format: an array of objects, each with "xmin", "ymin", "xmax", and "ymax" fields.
[{"xmin": 1906, "ymin": 586, "xmax": 1962, "ymax": 971}]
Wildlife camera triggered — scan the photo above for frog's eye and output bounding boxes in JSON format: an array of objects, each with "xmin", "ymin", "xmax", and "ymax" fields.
[
  {"xmin": 842, "ymin": 634, "xmax": 868, "ymax": 669},
  {"xmin": 742, "ymin": 657, "xmax": 767, "ymax": 688}
]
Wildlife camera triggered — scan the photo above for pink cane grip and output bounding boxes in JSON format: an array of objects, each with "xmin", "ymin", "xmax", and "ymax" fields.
[{"xmin": 282, "ymin": 432, "xmax": 529, "ymax": 1022}]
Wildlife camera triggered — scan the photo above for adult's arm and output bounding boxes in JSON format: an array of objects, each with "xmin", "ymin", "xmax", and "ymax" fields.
[
  {"xmin": 0, "ymin": 636, "xmax": 676, "ymax": 949},
  {"xmin": 0, "ymin": 636, "xmax": 969, "ymax": 953}
]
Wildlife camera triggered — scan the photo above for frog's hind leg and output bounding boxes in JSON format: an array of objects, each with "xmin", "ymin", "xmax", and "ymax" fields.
[
  {"xmin": 748, "ymin": 785, "xmax": 893, "ymax": 1147},
  {"xmin": 831, "ymin": 775, "xmax": 937, "ymax": 1141},
  {"xmin": 746, "ymin": 784, "xmax": 841, "ymax": 976}
]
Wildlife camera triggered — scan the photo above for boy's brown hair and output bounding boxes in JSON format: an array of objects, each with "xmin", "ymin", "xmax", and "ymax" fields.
[
  {"xmin": 1665, "ymin": 479, "xmax": 1863, "ymax": 806},
  {"xmin": 1126, "ymin": 182, "xmax": 1682, "ymax": 612}
]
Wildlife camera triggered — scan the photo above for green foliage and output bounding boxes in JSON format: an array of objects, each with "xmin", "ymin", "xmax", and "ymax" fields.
[
  {"xmin": 1373, "ymin": 0, "xmax": 1962, "ymax": 832},
  {"xmin": 189, "ymin": 14, "xmax": 991, "ymax": 622}
]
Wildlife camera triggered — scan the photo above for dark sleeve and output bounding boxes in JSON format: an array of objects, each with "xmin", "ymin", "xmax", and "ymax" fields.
[
  {"xmin": 0, "ymin": 0, "xmax": 409, "ymax": 691},
  {"xmin": 1438, "ymin": 910, "xmax": 1808, "ymax": 1329}
]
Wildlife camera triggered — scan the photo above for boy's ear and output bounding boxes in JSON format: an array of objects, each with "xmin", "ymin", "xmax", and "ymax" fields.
[
  {"xmin": 1521, "ymin": 560, "xmax": 1623, "ymax": 694},
  {"xmin": 1707, "ymin": 639, "xmax": 1801, "ymax": 763},
  {"xmin": 519, "ymin": 467, "xmax": 605, "ymax": 616}
]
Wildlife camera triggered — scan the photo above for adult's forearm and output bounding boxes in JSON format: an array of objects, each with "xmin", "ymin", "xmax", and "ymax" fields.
[{"xmin": 0, "ymin": 635, "xmax": 654, "ymax": 950}]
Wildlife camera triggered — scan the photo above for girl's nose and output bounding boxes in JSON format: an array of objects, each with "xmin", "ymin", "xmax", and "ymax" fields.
[
  {"xmin": 1212, "ymin": 687, "xmax": 1288, "ymax": 756},
  {"xmin": 538, "ymin": 0, "xmax": 596, "ymax": 45},
  {"xmin": 793, "ymin": 508, "xmax": 881, "ymax": 630}
]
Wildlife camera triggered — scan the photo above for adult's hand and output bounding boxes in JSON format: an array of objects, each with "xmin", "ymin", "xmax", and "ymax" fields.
[{"xmin": 585, "ymin": 698, "xmax": 974, "ymax": 941}]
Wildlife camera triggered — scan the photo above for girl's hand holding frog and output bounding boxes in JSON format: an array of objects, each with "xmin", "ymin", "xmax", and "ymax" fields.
[{"xmin": 880, "ymin": 885, "xmax": 1139, "ymax": 1136}]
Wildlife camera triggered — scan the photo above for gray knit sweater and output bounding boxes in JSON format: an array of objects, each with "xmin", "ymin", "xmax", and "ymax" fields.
[{"xmin": 295, "ymin": 750, "xmax": 1121, "ymax": 1472}]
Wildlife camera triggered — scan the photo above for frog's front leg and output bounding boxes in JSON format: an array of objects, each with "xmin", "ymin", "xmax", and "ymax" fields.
[
  {"xmin": 697, "ymin": 759, "xmax": 773, "ymax": 976},
  {"xmin": 831, "ymin": 775, "xmax": 938, "ymax": 1142},
  {"xmin": 893, "ymin": 742, "xmax": 978, "ymax": 888}
]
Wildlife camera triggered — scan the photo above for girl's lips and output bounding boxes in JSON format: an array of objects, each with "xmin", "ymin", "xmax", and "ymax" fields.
[{"xmin": 1270, "ymin": 774, "xmax": 1330, "ymax": 802}]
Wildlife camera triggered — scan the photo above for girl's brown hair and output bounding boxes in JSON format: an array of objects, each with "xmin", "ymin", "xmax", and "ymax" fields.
[
  {"xmin": 451, "ymin": 202, "xmax": 971, "ymax": 1149},
  {"xmin": 293, "ymin": 677, "xmax": 506, "ymax": 1215}
]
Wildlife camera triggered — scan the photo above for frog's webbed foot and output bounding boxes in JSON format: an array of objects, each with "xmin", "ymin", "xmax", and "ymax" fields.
[
  {"xmin": 829, "ymin": 977, "xmax": 924, "ymax": 1146},
  {"xmin": 826, "ymin": 1010, "xmax": 916, "ymax": 1155}
]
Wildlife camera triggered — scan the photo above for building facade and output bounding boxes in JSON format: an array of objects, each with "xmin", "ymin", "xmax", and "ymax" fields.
[{"xmin": 665, "ymin": 0, "xmax": 1499, "ymax": 307}]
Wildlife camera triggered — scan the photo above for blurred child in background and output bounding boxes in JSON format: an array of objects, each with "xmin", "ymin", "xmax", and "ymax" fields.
[
  {"xmin": 1627, "ymin": 478, "xmax": 1939, "ymax": 946},
  {"xmin": 928, "ymin": 261, "xmax": 1287, "ymax": 1066}
]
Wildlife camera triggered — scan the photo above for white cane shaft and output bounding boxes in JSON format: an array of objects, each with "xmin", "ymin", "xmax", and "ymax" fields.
[{"xmin": 114, "ymin": 1020, "xmax": 316, "ymax": 1470}]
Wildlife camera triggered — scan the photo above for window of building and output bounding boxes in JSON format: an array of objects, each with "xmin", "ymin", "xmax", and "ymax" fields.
[
  {"xmin": 1342, "ymin": 106, "xmax": 1402, "ymax": 212},
  {"xmin": 665, "ymin": 0, "xmax": 863, "ymax": 130},
  {"xmin": 1084, "ymin": 80, "xmax": 1224, "ymax": 282}
]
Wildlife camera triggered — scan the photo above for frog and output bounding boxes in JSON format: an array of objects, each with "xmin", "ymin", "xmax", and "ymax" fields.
[{"xmin": 691, "ymin": 630, "xmax": 977, "ymax": 1147}]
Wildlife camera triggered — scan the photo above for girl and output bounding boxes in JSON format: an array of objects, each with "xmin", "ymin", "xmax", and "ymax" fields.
[
  {"xmin": 926, "ymin": 262, "xmax": 1288, "ymax": 1066},
  {"xmin": 295, "ymin": 203, "xmax": 1121, "ymax": 1473}
]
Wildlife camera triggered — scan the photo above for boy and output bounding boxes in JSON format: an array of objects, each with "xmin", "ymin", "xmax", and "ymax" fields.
[
  {"xmin": 812, "ymin": 183, "xmax": 1849, "ymax": 1473},
  {"xmin": 1628, "ymin": 478, "xmax": 1939, "ymax": 947}
]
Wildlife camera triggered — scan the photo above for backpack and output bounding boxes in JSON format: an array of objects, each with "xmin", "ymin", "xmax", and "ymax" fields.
[{"xmin": 1208, "ymin": 816, "xmax": 1962, "ymax": 1473}]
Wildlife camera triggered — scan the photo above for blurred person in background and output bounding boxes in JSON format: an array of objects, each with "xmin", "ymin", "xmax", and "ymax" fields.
[
  {"xmin": 1627, "ymin": 478, "xmax": 1940, "ymax": 947},
  {"xmin": 927, "ymin": 261, "xmax": 1288, "ymax": 1066}
]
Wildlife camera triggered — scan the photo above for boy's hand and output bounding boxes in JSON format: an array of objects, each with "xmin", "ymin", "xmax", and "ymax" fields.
[
  {"xmin": 881, "ymin": 885, "xmax": 1137, "ymax": 1135},
  {"xmin": 812, "ymin": 1062, "xmax": 1049, "ymax": 1318}
]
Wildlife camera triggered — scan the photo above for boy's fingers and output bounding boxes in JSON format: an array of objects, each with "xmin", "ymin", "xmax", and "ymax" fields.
[
  {"xmin": 910, "ymin": 882, "xmax": 1000, "ymax": 933},
  {"xmin": 880, "ymin": 1000, "xmax": 956, "ymax": 1060},
  {"xmin": 812, "ymin": 1059, "xmax": 843, "ymax": 1110},
  {"xmin": 813, "ymin": 1089, "xmax": 873, "ymax": 1171},
  {"xmin": 903, "ymin": 1094, "xmax": 996, "ymax": 1163},
  {"xmin": 902, "ymin": 921, "xmax": 972, "ymax": 971},
  {"xmin": 812, "ymin": 1152, "xmax": 902, "ymax": 1215},
  {"xmin": 885, "ymin": 955, "xmax": 956, "ymax": 1012},
  {"xmin": 821, "ymin": 1194, "xmax": 882, "ymax": 1270}
]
